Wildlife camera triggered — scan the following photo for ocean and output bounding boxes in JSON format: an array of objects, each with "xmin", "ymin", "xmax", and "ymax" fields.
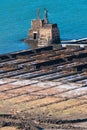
[{"xmin": 0, "ymin": 0, "xmax": 87, "ymax": 54}]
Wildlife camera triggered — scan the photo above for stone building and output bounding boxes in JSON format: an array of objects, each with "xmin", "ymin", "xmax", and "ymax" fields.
[{"xmin": 26, "ymin": 9, "xmax": 60, "ymax": 47}]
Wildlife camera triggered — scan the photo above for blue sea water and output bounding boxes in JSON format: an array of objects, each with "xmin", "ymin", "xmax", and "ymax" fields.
[{"xmin": 0, "ymin": 0, "xmax": 87, "ymax": 54}]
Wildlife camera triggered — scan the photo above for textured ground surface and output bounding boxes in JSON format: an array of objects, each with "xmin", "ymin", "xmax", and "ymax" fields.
[
  {"xmin": 0, "ymin": 45, "xmax": 87, "ymax": 129},
  {"xmin": 0, "ymin": 78, "xmax": 87, "ymax": 130}
]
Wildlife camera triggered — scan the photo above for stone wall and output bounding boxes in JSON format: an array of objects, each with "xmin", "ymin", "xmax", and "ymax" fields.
[
  {"xmin": 28, "ymin": 29, "xmax": 39, "ymax": 40},
  {"xmin": 38, "ymin": 28, "xmax": 52, "ymax": 46},
  {"xmin": 52, "ymin": 25, "xmax": 60, "ymax": 43},
  {"xmin": 32, "ymin": 20, "xmax": 43, "ymax": 29},
  {"xmin": 27, "ymin": 19, "xmax": 60, "ymax": 46}
]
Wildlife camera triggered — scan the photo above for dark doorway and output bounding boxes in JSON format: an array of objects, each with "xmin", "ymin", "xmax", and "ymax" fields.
[{"xmin": 33, "ymin": 33, "xmax": 37, "ymax": 39}]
